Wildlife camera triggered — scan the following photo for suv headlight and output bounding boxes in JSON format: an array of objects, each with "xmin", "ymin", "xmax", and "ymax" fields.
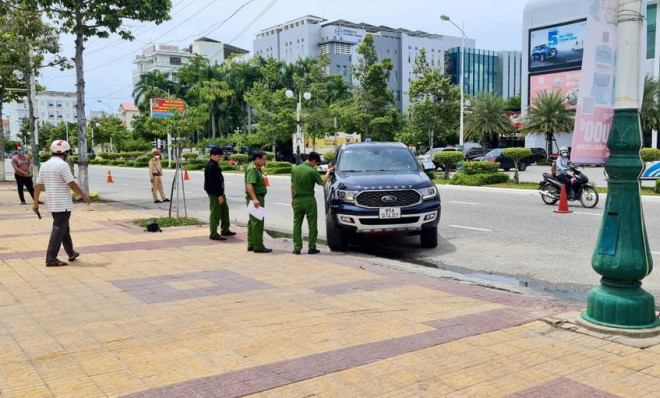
[
  {"xmin": 337, "ymin": 189, "xmax": 358, "ymax": 202},
  {"xmin": 419, "ymin": 186, "xmax": 437, "ymax": 200}
]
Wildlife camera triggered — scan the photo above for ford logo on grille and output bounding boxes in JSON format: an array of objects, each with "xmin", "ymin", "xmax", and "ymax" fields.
[{"xmin": 381, "ymin": 195, "xmax": 397, "ymax": 203}]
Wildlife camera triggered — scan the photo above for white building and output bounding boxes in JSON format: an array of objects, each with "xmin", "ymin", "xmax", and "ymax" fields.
[
  {"xmin": 7, "ymin": 91, "xmax": 77, "ymax": 141},
  {"xmin": 254, "ymin": 16, "xmax": 474, "ymax": 112},
  {"xmin": 119, "ymin": 103, "xmax": 139, "ymax": 130},
  {"xmin": 133, "ymin": 38, "xmax": 249, "ymax": 85}
]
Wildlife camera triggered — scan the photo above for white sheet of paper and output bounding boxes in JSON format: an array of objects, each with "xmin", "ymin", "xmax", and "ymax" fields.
[{"xmin": 247, "ymin": 200, "xmax": 266, "ymax": 220}]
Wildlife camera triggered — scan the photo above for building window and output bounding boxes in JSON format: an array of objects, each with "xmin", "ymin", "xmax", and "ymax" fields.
[
  {"xmin": 335, "ymin": 43, "xmax": 351, "ymax": 55},
  {"xmin": 343, "ymin": 65, "xmax": 347, "ymax": 77},
  {"xmin": 170, "ymin": 57, "xmax": 182, "ymax": 65},
  {"xmin": 648, "ymin": 4, "xmax": 657, "ymax": 59}
]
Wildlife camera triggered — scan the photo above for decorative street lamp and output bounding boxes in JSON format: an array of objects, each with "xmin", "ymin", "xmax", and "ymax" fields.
[
  {"xmin": 582, "ymin": 0, "xmax": 659, "ymax": 329},
  {"xmin": 440, "ymin": 14, "xmax": 466, "ymax": 147},
  {"xmin": 285, "ymin": 88, "xmax": 311, "ymax": 164}
]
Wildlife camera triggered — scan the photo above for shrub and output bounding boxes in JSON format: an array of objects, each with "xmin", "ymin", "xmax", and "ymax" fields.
[
  {"xmin": 188, "ymin": 158, "xmax": 207, "ymax": 165},
  {"xmin": 187, "ymin": 163, "xmax": 205, "ymax": 171},
  {"xmin": 323, "ymin": 151, "xmax": 335, "ymax": 163},
  {"xmin": 462, "ymin": 161, "xmax": 500, "ymax": 175},
  {"xmin": 125, "ymin": 161, "xmax": 135, "ymax": 167},
  {"xmin": 265, "ymin": 151, "xmax": 275, "ymax": 160},
  {"xmin": 433, "ymin": 151, "xmax": 464, "ymax": 179},
  {"xmin": 656, "ymin": 179, "xmax": 660, "ymax": 194},
  {"xmin": 230, "ymin": 153, "xmax": 249, "ymax": 165},
  {"xmin": 109, "ymin": 159, "xmax": 126, "ymax": 166},
  {"xmin": 182, "ymin": 152, "xmax": 200, "ymax": 160},
  {"xmin": 134, "ymin": 161, "xmax": 150, "ymax": 168},
  {"xmin": 136, "ymin": 155, "xmax": 151, "ymax": 162},
  {"xmin": 451, "ymin": 172, "xmax": 510, "ymax": 186},
  {"xmin": 266, "ymin": 161, "xmax": 292, "ymax": 168},
  {"xmin": 641, "ymin": 148, "xmax": 660, "ymax": 162},
  {"xmin": 503, "ymin": 148, "xmax": 532, "ymax": 184},
  {"xmin": 262, "ymin": 167, "xmax": 290, "ymax": 175},
  {"xmin": 222, "ymin": 165, "xmax": 237, "ymax": 171},
  {"xmin": 39, "ymin": 153, "xmax": 52, "ymax": 162}
]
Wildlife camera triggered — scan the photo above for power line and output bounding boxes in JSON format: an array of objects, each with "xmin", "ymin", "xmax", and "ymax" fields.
[
  {"xmin": 169, "ymin": 0, "xmax": 257, "ymax": 44},
  {"xmin": 229, "ymin": 0, "xmax": 279, "ymax": 44}
]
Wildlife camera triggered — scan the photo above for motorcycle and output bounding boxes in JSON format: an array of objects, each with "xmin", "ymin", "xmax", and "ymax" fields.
[{"xmin": 539, "ymin": 166, "xmax": 599, "ymax": 208}]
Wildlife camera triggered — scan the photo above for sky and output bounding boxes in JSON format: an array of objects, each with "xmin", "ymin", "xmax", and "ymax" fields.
[{"xmin": 37, "ymin": 0, "xmax": 529, "ymax": 115}]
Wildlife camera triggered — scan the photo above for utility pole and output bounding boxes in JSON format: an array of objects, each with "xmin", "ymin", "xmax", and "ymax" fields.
[{"xmin": 582, "ymin": 0, "xmax": 659, "ymax": 329}]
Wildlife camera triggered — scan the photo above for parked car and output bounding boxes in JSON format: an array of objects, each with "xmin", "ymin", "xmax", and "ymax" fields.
[
  {"xmin": 529, "ymin": 148, "xmax": 548, "ymax": 163},
  {"xmin": 325, "ymin": 142, "xmax": 441, "ymax": 250},
  {"xmin": 464, "ymin": 147, "xmax": 486, "ymax": 161},
  {"xmin": 531, "ymin": 44, "xmax": 558, "ymax": 62},
  {"xmin": 473, "ymin": 148, "xmax": 532, "ymax": 171}
]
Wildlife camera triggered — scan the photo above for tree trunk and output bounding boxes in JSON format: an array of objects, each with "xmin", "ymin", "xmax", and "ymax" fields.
[
  {"xmin": 74, "ymin": 12, "xmax": 89, "ymax": 194},
  {"xmin": 546, "ymin": 132, "xmax": 554, "ymax": 160},
  {"xmin": 271, "ymin": 136, "xmax": 276, "ymax": 155},
  {"xmin": 513, "ymin": 160, "xmax": 519, "ymax": 184},
  {"xmin": 211, "ymin": 110, "xmax": 216, "ymax": 138},
  {"xmin": 26, "ymin": 55, "xmax": 38, "ymax": 182},
  {"xmin": 0, "ymin": 100, "xmax": 5, "ymax": 181}
]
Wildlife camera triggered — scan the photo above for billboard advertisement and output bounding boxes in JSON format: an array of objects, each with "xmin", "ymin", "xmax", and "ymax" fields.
[
  {"xmin": 529, "ymin": 19, "xmax": 586, "ymax": 73},
  {"xmin": 529, "ymin": 70, "xmax": 581, "ymax": 110},
  {"xmin": 150, "ymin": 99, "xmax": 185, "ymax": 118}
]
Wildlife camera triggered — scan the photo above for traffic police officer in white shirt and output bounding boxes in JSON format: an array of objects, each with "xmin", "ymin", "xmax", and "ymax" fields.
[{"xmin": 33, "ymin": 140, "xmax": 91, "ymax": 267}]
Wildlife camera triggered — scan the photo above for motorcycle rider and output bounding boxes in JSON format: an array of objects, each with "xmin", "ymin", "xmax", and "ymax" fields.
[{"xmin": 556, "ymin": 147, "xmax": 574, "ymax": 198}]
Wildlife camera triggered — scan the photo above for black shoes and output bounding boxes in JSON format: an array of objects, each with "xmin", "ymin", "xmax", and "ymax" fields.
[
  {"xmin": 154, "ymin": 200, "xmax": 162, "ymax": 203},
  {"xmin": 163, "ymin": 199, "xmax": 170, "ymax": 202},
  {"xmin": 20, "ymin": 201, "xmax": 27, "ymax": 205},
  {"xmin": 253, "ymin": 248, "xmax": 272, "ymax": 253},
  {"xmin": 46, "ymin": 259, "xmax": 68, "ymax": 267},
  {"xmin": 210, "ymin": 235, "xmax": 227, "ymax": 241},
  {"xmin": 308, "ymin": 249, "xmax": 321, "ymax": 255},
  {"xmin": 221, "ymin": 231, "xmax": 237, "ymax": 236},
  {"xmin": 68, "ymin": 252, "xmax": 80, "ymax": 262},
  {"xmin": 247, "ymin": 247, "xmax": 253, "ymax": 251}
]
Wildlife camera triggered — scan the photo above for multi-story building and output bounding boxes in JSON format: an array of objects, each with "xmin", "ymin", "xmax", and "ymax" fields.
[
  {"xmin": 119, "ymin": 103, "xmax": 139, "ymax": 130},
  {"xmin": 133, "ymin": 37, "xmax": 249, "ymax": 85},
  {"xmin": 254, "ymin": 15, "xmax": 479, "ymax": 113},
  {"xmin": 7, "ymin": 91, "xmax": 77, "ymax": 141}
]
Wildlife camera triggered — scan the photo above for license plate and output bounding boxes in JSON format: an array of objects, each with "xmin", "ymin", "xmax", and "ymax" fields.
[{"xmin": 379, "ymin": 207, "xmax": 401, "ymax": 219}]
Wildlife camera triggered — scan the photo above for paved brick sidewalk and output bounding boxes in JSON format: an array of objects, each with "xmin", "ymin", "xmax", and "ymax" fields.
[{"xmin": 1, "ymin": 182, "xmax": 660, "ymax": 397}]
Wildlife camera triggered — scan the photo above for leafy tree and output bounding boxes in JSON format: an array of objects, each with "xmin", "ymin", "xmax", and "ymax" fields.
[
  {"xmin": 503, "ymin": 147, "xmax": 532, "ymax": 184},
  {"xmin": 464, "ymin": 92, "xmax": 515, "ymax": 150},
  {"xmin": 38, "ymin": 0, "xmax": 172, "ymax": 194},
  {"xmin": 348, "ymin": 34, "xmax": 398, "ymax": 141},
  {"xmin": 187, "ymin": 79, "xmax": 233, "ymax": 139},
  {"xmin": 89, "ymin": 115, "xmax": 127, "ymax": 151},
  {"xmin": 641, "ymin": 76, "xmax": 660, "ymax": 134},
  {"xmin": 520, "ymin": 90, "xmax": 575, "ymax": 158},
  {"xmin": 132, "ymin": 70, "xmax": 180, "ymax": 112},
  {"xmin": 433, "ymin": 151, "xmax": 464, "ymax": 180},
  {"xmin": 407, "ymin": 49, "xmax": 460, "ymax": 149}
]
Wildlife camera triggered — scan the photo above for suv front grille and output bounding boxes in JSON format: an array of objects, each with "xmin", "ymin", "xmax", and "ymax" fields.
[
  {"xmin": 355, "ymin": 190, "xmax": 421, "ymax": 208},
  {"xmin": 360, "ymin": 217, "xmax": 419, "ymax": 225}
]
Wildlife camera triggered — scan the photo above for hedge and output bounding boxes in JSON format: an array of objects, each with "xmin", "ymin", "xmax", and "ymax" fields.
[
  {"xmin": 182, "ymin": 152, "xmax": 200, "ymax": 160},
  {"xmin": 136, "ymin": 155, "xmax": 151, "ymax": 162},
  {"xmin": 134, "ymin": 161, "xmax": 150, "ymax": 168},
  {"xmin": 451, "ymin": 172, "xmax": 510, "ymax": 186},
  {"xmin": 109, "ymin": 159, "xmax": 126, "ymax": 166},
  {"xmin": 266, "ymin": 161, "xmax": 292, "ymax": 168},
  {"xmin": 641, "ymin": 148, "xmax": 660, "ymax": 162},
  {"xmin": 125, "ymin": 161, "xmax": 135, "ymax": 167},
  {"xmin": 462, "ymin": 161, "xmax": 500, "ymax": 175},
  {"xmin": 186, "ymin": 163, "xmax": 205, "ymax": 171},
  {"xmin": 656, "ymin": 179, "xmax": 660, "ymax": 194},
  {"xmin": 265, "ymin": 151, "xmax": 275, "ymax": 161},
  {"xmin": 97, "ymin": 151, "xmax": 146, "ymax": 160},
  {"xmin": 90, "ymin": 158, "xmax": 108, "ymax": 165},
  {"xmin": 230, "ymin": 153, "xmax": 249, "ymax": 165},
  {"xmin": 262, "ymin": 167, "xmax": 290, "ymax": 175},
  {"xmin": 39, "ymin": 153, "xmax": 52, "ymax": 162}
]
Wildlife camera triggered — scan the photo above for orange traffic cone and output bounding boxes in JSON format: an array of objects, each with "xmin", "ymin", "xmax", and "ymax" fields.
[
  {"xmin": 264, "ymin": 173, "xmax": 270, "ymax": 187},
  {"xmin": 184, "ymin": 167, "xmax": 190, "ymax": 181},
  {"xmin": 554, "ymin": 184, "xmax": 572, "ymax": 214},
  {"xmin": 107, "ymin": 170, "xmax": 114, "ymax": 184}
]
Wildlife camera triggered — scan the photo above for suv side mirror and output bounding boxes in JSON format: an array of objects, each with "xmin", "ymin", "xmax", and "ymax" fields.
[{"xmin": 422, "ymin": 161, "xmax": 435, "ymax": 171}]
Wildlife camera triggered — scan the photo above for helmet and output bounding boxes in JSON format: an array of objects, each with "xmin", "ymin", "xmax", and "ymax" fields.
[
  {"xmin": 559, "ymin": 147, "xmax": 569, "ymax": 156},
  {"xmin": 50, "ymin": 140, "xmax": 71, "ymax": 154},
  {"xmin": 153, "ymin": 149, "xmax": 161, "ymax": 155}
]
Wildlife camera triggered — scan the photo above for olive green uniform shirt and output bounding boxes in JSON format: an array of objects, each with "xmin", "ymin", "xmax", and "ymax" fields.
[
  {"xmin": 245, "ymin": 162, "xmax": 267, "ymax": 198},
  {"xmin": 291, "ymin": 163, "xmax": 323, "ymax": 197}
]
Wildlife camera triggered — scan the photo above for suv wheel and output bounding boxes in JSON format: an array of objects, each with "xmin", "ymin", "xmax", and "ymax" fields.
[
  {"xmin": 420, "ymin": 227, "xmax": 438, "ymax": 248},
  {"xmin": 326, "ymin": 214, "xmax": 348, "ymax": 251},
  {"xmin": 518, "ymin": 161, "xmax": 528, "ymax": 171}
]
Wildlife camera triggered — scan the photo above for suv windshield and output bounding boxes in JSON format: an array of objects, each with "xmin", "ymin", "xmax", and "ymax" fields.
[
  {"xmin": 338, "ymin": 147, "xmax": 419, "ymax": 172},
  {"xmin": 485, "ymin": 149, "xmax": 503, "ymax": 157}
]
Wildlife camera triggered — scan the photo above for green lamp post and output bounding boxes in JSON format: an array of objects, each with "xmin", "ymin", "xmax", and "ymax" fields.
[{"xmin": 582, "ymin": 0, "xmax": 660, "ymax": 329}]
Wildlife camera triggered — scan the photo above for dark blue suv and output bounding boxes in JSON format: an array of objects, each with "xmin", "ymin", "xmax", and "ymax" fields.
[{"xmin": 324, "ymin": 142, "xmax": 441, "ymax": 251}]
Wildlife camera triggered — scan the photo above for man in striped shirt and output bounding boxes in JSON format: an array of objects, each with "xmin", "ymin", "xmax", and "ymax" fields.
[{"xmin": 33, "ymin": 140, "xmax": 91, "ymax": 267}]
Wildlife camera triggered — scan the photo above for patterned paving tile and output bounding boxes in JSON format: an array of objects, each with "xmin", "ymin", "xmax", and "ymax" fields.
[
  {"xmin": 111, "ymin": 270, "xmax": 274, "ymax": 304},
  {"xmin": 506, "ymin": 377, "xmax": 620, "ymax": 397}
]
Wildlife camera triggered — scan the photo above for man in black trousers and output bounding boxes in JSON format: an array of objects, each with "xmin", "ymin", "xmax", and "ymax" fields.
[{"xmin": 204, "ymin": 146, "xmax": 235, "ymax": 241}]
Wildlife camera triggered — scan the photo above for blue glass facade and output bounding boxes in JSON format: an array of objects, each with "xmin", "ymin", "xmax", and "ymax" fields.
[{"xmin": 445, "ymin": 47, "xmax": 498, "ymax": 97}]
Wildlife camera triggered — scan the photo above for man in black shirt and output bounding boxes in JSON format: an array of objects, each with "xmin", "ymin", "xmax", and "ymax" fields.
[{"xmin": 204, "ymin": 147, "xmax": 236, "ymax": 241}]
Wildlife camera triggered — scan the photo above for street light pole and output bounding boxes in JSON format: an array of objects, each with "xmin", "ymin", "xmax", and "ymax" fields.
[
  {"xmin": 440, "ymin": 15, "xmax": 466, "ymax": 147},
  {"xmin": 286, "ymin": 88, "xmax": 311, "ymax": 165},
  {"xmin": 581, "ymin": 0, "xmax": 659, "ymax": 329}
]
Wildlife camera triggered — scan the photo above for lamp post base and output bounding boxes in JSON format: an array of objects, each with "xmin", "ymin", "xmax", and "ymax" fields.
[{"xmin": 582, "ymin": 278, "xmax": 660, "ymax": 329}]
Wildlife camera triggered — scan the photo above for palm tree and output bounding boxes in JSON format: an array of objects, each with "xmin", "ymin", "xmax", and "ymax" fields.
[
  {"xmin": 132, "ymin": 70, "xmax": 179, "ymax": 109},
  {"xmin": 187, "ymin": 80, "xmax": 233, "ymax": 139},
  {"xmin": 464, "ymin": 92, "xmax": 515, "ymax": 149},
  {"xmin": 520, "ymin": 90, "xmax": 574, "ymax": 157},
  {"xmin": 640, "ymin": 76, "xmax": 660, "ymax": 134}
]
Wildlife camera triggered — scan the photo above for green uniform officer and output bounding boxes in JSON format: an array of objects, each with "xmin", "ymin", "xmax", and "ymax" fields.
[
  {"xmin": 204, "ymin": 146, "xmax": 235, "ymax": 241},
  {"xmin": 245, "ymin": 151, "xmax": 271, "ymax": 253},
  {"xmin": 290, "ymin": 151, "xmax": 334, "ymax": 255}
]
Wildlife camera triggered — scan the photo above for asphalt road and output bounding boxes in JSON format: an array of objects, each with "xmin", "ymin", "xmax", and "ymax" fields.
[{"xmin": 5, "ymin": 161, "xmax": 660, "ymax": 300}]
